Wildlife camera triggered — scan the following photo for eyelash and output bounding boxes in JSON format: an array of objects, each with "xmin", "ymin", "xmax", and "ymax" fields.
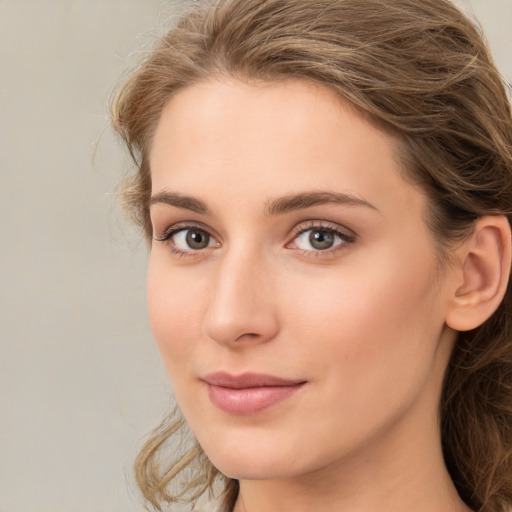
[{"xmin": 154, "ymin": 221, "xmax": 356, "ymax": 258}]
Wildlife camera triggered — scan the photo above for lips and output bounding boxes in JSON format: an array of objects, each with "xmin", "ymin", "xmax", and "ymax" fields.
[{"xmin": 202, "ymin": 372, "xmax": 306, "ymax": 415}]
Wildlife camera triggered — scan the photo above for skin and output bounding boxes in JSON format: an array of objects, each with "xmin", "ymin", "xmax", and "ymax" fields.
[{"xmin": 148, "ymin": 78, "xmax": 475, "ymax": 512}]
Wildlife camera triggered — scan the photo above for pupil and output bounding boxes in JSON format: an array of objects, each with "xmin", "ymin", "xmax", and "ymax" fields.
[
  {"xmin": 186, "ymin": 230, "xmax": 209, "ymax": 249},
  {"xmin": 310, "ymin": 230, "xmax": 334, "ymax": 250}
]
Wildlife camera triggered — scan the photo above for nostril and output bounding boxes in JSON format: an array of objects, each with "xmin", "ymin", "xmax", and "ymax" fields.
[{"xmin": 235, "ymin": 332, "xmax": 260, "ymax": 341}]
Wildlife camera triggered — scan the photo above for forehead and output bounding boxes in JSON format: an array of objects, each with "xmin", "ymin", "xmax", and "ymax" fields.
[{"xmin": 149, "ymin": 78, "xmax": 424, "ymax": 218}]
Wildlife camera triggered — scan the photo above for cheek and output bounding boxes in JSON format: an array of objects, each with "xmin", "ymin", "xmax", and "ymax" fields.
[
  {"xmin": 271, "ymin": 256, "xmax": 443, "ymax": 459},
  {"xmin": 289, "ymin": 258, "xmax": 436, "ymax": 338},
  {"xmin": 147, "ymin": 258, "xmax": 207, "ymax": 377},
  {"xmin": 285, "ymin": 246, "xmax": 441, "ymax": 389}
]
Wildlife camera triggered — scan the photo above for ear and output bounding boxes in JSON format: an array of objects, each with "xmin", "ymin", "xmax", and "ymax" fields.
[{"xmin": 445, "ymin": 216, "xmax": 511, "ymax": 332}]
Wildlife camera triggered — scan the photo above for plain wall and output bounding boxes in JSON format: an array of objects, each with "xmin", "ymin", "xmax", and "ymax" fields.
[{"xmin": 0, "ymin": 1, "xmax": 510, "ymax": 511}]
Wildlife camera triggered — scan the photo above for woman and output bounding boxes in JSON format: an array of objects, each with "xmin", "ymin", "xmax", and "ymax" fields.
[{"xmin": 111, "ymin": 0, "xmax": 512, "ymax": 511}]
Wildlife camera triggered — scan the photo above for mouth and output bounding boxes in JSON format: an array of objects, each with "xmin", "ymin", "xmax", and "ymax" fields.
[{"xmin": 201, "ymin": 372, "xmax": 307, "ymax": 415}]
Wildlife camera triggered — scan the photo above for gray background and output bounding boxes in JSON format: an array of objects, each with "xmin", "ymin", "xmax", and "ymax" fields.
[{"xmin": 1, "ymin": 1, "xmax": 510, "ymax": 511}]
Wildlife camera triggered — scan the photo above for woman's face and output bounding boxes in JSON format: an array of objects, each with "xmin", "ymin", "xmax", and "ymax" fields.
[{"xmin": 148, "ymin": 78, "xmax": 457, "ymax": 481}]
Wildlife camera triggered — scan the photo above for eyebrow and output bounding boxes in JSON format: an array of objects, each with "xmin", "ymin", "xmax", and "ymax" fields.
[
  {"xmin": 149, "ymin": 191, "xmax": 210, "ymax": 214},
  {"xmin": 149, "ymin": 190, "xmax": 377, "ymax": 216},
  {"xmin": 264, "ymin": 191, "xmax": 377, "ymax": 215}
]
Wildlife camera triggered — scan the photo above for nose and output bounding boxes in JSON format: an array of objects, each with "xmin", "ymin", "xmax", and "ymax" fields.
[{"xmin": 202, "ymin": 250, "xmax": 279, "ymax": 347}]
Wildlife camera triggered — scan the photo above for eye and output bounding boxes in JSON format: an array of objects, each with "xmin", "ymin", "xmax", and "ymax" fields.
[
  {"xmin": 294, "ymin": 229, "xmax": 342, "ymax": 251},
  {"xmin": 289, "ymin": 223, "xmax": 355, "ymax": 254},
  {"xmin": 154, "ymin": 224, "xmax": 220, "ymax": 255},
  {"xmin": 296, "ymin": 229, "xmax": 339, "ymax": 250},
  {"xmin": 173, "ymin": 228, "xmax": 213, "ymax": 250}
]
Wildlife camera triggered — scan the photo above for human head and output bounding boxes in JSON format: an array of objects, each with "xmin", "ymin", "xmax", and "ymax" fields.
[{"xmin": 111, "ymin": 1, "xmax": 512, "ymax": 510}]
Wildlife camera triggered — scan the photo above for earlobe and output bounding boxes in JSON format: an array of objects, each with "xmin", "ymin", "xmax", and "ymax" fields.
[{"xmin": 446, "ymin": 216, "xmax": 511, "ymax": 332}]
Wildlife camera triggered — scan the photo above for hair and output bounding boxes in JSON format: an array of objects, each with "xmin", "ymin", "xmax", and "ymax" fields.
[{"xmin": 110, "ymin": 0, "xmax": 512, "ymax": 511}]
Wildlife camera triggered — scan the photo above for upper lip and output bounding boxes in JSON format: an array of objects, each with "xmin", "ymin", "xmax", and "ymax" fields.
[{"xmin": 201, "ymin": 372, "xmax": 306, "ymax": 389}]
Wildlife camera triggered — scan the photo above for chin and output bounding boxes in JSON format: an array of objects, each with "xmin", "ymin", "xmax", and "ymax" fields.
[
  {"xmin": 211, "ymin": 457, "xmax": 297, "ymax": 481},
  {"xmin": 195, "ymin": 429, "xmax": 312, "ymax": 481}
]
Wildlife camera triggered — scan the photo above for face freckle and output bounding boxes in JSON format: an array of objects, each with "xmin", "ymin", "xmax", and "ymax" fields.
[{"xmin": 147, "ymin": 77, "xmax": 457, "ymax": 483}]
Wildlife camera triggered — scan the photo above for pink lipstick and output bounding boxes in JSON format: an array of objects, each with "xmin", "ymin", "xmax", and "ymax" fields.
[{"xmin": 202, "ymin": 372, "xmax": 306, "ymax": 415}]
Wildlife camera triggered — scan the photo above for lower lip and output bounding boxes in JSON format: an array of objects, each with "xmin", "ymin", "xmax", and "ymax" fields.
[{"xmin": 206, "ymin": 383, "xmax": 305, "ymax": 415}]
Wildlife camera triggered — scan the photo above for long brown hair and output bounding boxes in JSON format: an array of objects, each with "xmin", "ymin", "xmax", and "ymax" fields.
[{"xmin": 111, "ymin": 1, "xmax": 512, "ymax": 510}]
